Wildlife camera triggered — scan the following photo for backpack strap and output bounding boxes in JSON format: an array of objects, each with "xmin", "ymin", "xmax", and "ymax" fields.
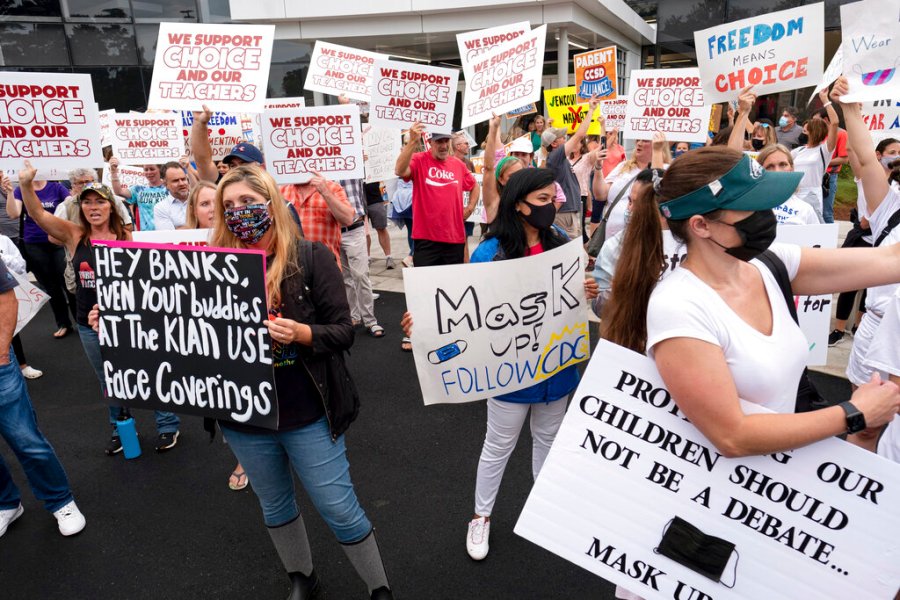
[
  {"xmin": 755, "ymin": 249, "xmax": 798, "ymax": 325},
  {"xmin": 874, "ymin": 207, "xmax": 900, "ymax": 247}
]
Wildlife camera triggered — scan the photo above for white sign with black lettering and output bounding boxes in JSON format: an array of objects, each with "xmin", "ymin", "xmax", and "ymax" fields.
[{"xmin": 516, "ymin": 340, "xmax": 900, "ymax": 600}]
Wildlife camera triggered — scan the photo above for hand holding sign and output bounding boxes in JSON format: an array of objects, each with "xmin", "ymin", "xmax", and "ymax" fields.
[
  {"xmin": 737, "ymin": 86, "xmax": 757, "ymax": 113},
  {"xmin": 407, "ymin": 121, "xmax": 425, "ymax": 145},
  {"xmin": 830, "ymin": 76, "xmax": 853, "ymax": 106},
  {"xmin": 308, "ymin": 170, "xmax": 330, "ymax": 194},
  {"xmin": 817, "ymin": 88, "xmax": 830, "ymax": 107}
]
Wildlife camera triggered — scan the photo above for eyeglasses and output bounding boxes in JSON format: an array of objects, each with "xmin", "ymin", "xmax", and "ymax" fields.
[
  {"xmin": 74, "ymin": 179, "xmax": 94, "ymax": 186},
  {"xmin": 83, "ymin": 182, "xmax": 107, "ymax": 191}
]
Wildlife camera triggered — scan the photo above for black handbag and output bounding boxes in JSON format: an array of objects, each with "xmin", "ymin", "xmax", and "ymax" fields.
[{"xmin": 756, "ymin": 250, "xmax": 835, "ymax": 414}]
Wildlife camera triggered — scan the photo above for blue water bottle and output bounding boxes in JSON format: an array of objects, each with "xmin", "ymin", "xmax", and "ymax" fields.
[{"xmin": 115, "ymin": 410, "xmax": 141, "ymax": 459}]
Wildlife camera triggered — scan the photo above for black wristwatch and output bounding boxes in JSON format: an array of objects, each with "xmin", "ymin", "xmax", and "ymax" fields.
[{"xmin": 838, "ymin": 401, "xmax": 866, "ymax": 434}]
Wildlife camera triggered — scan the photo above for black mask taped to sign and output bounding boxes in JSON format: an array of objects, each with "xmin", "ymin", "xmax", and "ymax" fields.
[
  {"xmin": 654, "ymin": 516, "xmax": 739, "ymax": 587},
  {"xmin": 711, "ymin": 210, "xmax": 777, "ymax": 262}
]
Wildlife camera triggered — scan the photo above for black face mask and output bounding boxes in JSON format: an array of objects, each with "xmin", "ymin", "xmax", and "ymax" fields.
[
  {"xmin": 519, "ymin": 200, "xmax": 557, "ymax": 230},
  {"xmin": 655, "ymin": 517, "xmax": 738, "ymax": 586},
  {"xmin": 798, "ymin": 133, "xmax": 809, "ymax": 145},
  {"xmin": 711, "ymin": 210, "xmax": 777, "ymax": 262},
  {"xmin": 751, "ymin": 138, "xmax": 765, "ymax": 151}
]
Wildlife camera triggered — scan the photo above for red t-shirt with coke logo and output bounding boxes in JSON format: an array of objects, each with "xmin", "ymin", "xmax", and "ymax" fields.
[{"xmin": 405, "ymin": 152, "xmax": 476, "ymax": 244}]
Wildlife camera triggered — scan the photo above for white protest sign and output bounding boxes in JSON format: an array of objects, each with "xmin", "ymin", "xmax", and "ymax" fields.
[
  {"xmin": 516, "ymin": 340, "xmax": 900, "ymax": 600},
  {"xmin": 147, "ymin": 23, "xmax": 275, "ymax": 112},
  {"xmin": 808, "ymin": 45, "xmax": 844, "ymax": 106},
  {"xmin": 179, "ymin": 110, "xmax": 243, "ymax": 161},
  {"xmin": 98, "ymin": 108, "xmax": 115, "ymax": 147},
  {"xmin": 362, "ymin": 125, "xmax": 402, "ymax": 183},
  {"xmin": 264, "ymin": 97, "xmax": 306, "ymax": 111},
  {"xmin": 12, "ymin": 270, "xmax": 49, "ymax": 336},
  {"xmin": 102, "ymin": 164, "xmax": 149, "ymax": 189},
  {"xmin": 774, "ymin": 226, "xmax": 839, "ymax": 366},
  {"xmin": 262, "ymin": 104, "xmax": 364, "ymax": 184},
  {"xmin": 694, "ymin": 4, "xmax": 824, "ymax": 105},
  {"xmin": 460, "ymin": 25, "xmax": 547, "ymax": 128},
  {"xmin": 600, "ymin": 99, "xmax": 628, "ymax": 131},
  {"xmin": 368, "ymin": 60, "xmax": 459, "ymax": 134},
  {"xmin": 456, "ymin": 21, "xmax": 531, "ymax": 64},
  {"xmin": 403, "ymin": 240, "xmax": 589, "ymax": 405},
  {"xmin": 862, "ymin": 98, "xmax": 900, "ymax": 143},
  {"xmin": 0, "ymin": 72, "xmax": 103, "ymax": 172},
  {"xmin": 304, "ymin": 42, "xmax": 388, "ymax": 102},
  {"xmin": 840, "ymin": 0, "xmax": 900, "ymax": 103},
  {"xmin": 4, "ymin": 167, "xmax": 68, "ymax": 183},
  {"xmin": 624, "ymin": 69, "xmax": 712, "ymax": 144},
  {"xmin": 110, "ymin": 113, "xmax": 185, "ymax": 165},
  {"xmin": 132, "ymin": 228, "xmax": 210, "ymax": 246}
]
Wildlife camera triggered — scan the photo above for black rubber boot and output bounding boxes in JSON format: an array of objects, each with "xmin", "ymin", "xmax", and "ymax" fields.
[
  {"xmin": 287, "ymin": 570, "xmax": 323, "ymax": 600},
  {"xmin": 370, "ymin": 586, "xmax": 393, "ymax": 600}
]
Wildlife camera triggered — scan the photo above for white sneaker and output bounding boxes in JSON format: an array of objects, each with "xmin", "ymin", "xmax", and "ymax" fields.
[
  {"xmin": 401, "ymin": 256, "xmax": 414, "ymax": 268},
  {"xmin": 20, "ymin": 366, "xmax": 43, "ymax": 379},
  {"xmin": 466, "ymin": 516, "xmax": 490, "ymax": 560},
  {"xmin": 372, "ymin": 293, "xmax": 381, "ymax": 300},
  {"xmin": 53, "ymin": 501, "xmax": 86, "ymax": 536},
  {"xmin": 0, "ymin": 504, "xmax": 24, "ymax": 537}
]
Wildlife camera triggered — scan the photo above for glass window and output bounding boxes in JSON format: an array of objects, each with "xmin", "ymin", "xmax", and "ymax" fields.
[
  {"xmin": 134, "ymin": 23, "xmax": 158, "ymax": 65},
  {"xmin": 199, "ymin": 0, "xmax": 230, "ymax": 21},
  {"xmin": 810, "ymin": 0, "xmax": 855, "ymax": 29},
  {"xmin": 624, "ymin": 0, "xmax": 658, "ymax": 21},
  {"xmin": 271, "ymin": 40, "xmax": 312, "ymax": 64},
  {"xmin": 83, "ymin": 66, "xmax": 147, "ymax": 111},
  {"xmin": 66, "ymin": 23, "xmax": 138, "ymax": 65},
  {"xmin": 131, "ymin": 0, "xmax": 198, "ymax": 20},
  {"xmin": 64, "ymin": 0, "xmax": 130, "ymax": 19},
  {"xmin": 267, "ymin": 64, "xmax": 308, "ymax": 98},
  {"xmin": 726, "ymin": 0, "xmax": 801, "ymax": 20},
  {"xmin": 0, "ymin": 23, "xmax": 69, "ymax": 66},
  {"xmin": 658, "ymin": 40, "xmax": 697, "ymax": 68},
  {"xmin": 0, "ymin": 0, "xmax": 62, "ymax": 17},
  {"xmin": 656, "ymin": 0, "xmax": 726, "ymax": 42}
]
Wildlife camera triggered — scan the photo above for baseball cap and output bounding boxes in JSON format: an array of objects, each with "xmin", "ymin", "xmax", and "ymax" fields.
[
  {"xmin": 659, "ymin": 154, "xmax": 802, "ymax": 220},
  {"xmin": 77, "ymin": 182, "xmax": 113, "ymax": 203},
  {"xmin": 508, "ymin": 137, "xmax": 534, "ymax": 155},
  {"xmin": 541, "ymin": 128, "xmax": 567, "ymax": 148},
  {"xmin": 429, "ymin": 132, "xmax": 451, "ymax": 141},
  {"xmin": 223, "ymin": 142, "xmax": 264, "ymax": 165}
]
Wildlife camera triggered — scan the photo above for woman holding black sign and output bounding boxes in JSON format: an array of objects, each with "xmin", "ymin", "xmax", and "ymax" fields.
[
  {"xmin": 210, "ymin": 165, "xmax": 393, "ymax": 600},
  {"xmin": 16, "ymin": 161, "xmax": 181, "ymax": 456}
]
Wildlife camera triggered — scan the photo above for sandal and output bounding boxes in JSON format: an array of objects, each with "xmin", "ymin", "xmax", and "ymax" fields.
[
  {"xmin": 53, "ymin": 327, "xmax": 70, "ymax": 339},
  {"xmin": 228, "ymin": 469, "xmax": 249, "ymax": 491},
  {"xmin": 400, "ymin": 336, "xmax": 412, "ymax": 352},
  {"xmin": 368, "ymin": 324, "xmax": 385, "ymax": 338}
]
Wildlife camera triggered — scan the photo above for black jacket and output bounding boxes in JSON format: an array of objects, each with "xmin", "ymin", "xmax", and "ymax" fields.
[{"xmin": 281, "ymin": 240, "xmax": 358, "ymax": 439}]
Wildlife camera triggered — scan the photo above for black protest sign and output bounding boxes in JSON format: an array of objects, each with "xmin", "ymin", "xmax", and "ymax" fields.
[{"xmin": 94, "ymin": 241, "xmax": 278, "ymax": 429}]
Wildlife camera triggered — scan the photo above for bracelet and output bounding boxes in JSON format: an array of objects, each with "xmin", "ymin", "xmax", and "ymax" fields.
[
  {"xmin": 594, "ymin": 164, "xmax": 603, "ymax": 170},
  {"xmin": 822, "ymin": 101, "xmax": 832, "ymax": 108}
]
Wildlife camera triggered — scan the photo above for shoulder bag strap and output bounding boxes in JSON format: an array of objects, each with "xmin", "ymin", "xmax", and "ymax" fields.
[
  {"xmin": 601, "ymin": 171, "xmax": 641, "ymax": 223},
  {"xmin": 756, "ymin": 249, "xmax": 798, "ymax": 325},
  {"xmin": 874, "ymin": 207, "xmax": 900, "ymax": 247}
]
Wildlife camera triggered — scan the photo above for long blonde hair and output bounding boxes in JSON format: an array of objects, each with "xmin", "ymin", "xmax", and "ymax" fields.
[
  {"xmin": 211, "ymin": 165, "xmax": 300, "ymax": 307},
  {"xmin": 622, "ymin": 140, "xmax": 672, "ymax": 173},
  {"xmin": 185, "ymin": 180, "xmax": 217, "ymax": 229}
]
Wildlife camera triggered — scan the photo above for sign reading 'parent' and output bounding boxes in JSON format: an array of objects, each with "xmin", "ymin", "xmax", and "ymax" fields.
[
  {"xmin": 95, "ymin": 241, "xmax": 278, "ymax": 429},
  {"xmin": 368, "ymin": 60, "xmax": 458, "ymax": 134}
]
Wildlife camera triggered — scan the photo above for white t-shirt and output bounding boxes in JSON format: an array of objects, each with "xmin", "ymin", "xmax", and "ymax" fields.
[
  {"xmin": 790, "ymin": 144, "xmax": 829, "ymax": 222},
  {"xmin": 773, "ymin": 195, "xmax": 820, "ymax": 225},
  {"xmin": 856, "ymin": 178, "xmax": 875, "ymax": 244},
  {"xmin": 864, "ymin": 186, "xmax": 900, "ymax": 317},
  {"xmin": 877, "ymin": 416, "xmax": 899, "ymax": 463},
  {"xmin": 603, "ymin": 162, "xmax": 643, "ymax": 240},
  {"xmin": 865, "ymin": 286, "xmax": 900, "ymax": 377},
  {"xmin": 594, "ymin": 229, "xmax": 684, "ymax": 293},
  {"xmin": 646, "ymin": 243, "xmax": 808, "ymax": 414}
]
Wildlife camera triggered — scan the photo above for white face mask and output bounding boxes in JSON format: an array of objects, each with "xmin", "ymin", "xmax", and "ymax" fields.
[{"xmin": 881, "ymin": 155, "xmax": 899, "ymax": 170}]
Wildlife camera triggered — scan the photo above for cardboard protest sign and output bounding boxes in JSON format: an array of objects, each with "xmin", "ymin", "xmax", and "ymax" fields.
[
  {"xmin": 516, "ymin": 340, "xmax": 900, "ymax": 600},
  {"xmin": 694, "ymin": 4, "xmax": 824, "ymax": 104},
  {"xmin": 840, "ymin": 0, "xmax": 900, "ymax": 103},
  {"xmin": 600, "ymin": 99, "xmax": 627, "ymax": 131},
  {"xmin": 12, "ymin": 270, "xmax": 49, "ymax": 336},
  {"xmin": 179, "ymin": 110, "xmax": 243, "ymax": 161},
  {"xmin": 369, "ymin": 60, "xmax": 458, "ymax": 134},
  {"xmin": 262, "ymin": 104, "xmax": 364, "ymax": 184},
  {"xmin": 774, "ymin": 225, "xmax": 839, "ymax": 365},
  {"xmin": 110, "ymin": 113, "xmax": 185, "ymax": 165},
  {"xmin": 507, "ymin": 103, "xmax": 537, "ymax": 118},
  {"xmin": 264, "ymin": 97, "xmax": 306, "ymax": 110},
  {"xmin": 624, "ymin": 69, "xmax": 712, "ymax": 144},
  {"xmin": 102, "ymin": 164, "xmax": 149, "ymax": 189},
  {"xmin": 460, "ymin": 25, "xmax": 547, "ymax": 128},
  {"xmin": 304, "ymin": 42, "xmax": 388, "ymax": 102},
  {"xmin": 147, "ymin": 23, "xmax": 275, "ymax": 112},
  {"xmin": 862, "ymin": 99, "xmax": 900, "ymax": 143},
  {"xmin": 132, "ymin": 229, "xmax": 210, "ymax": 246},
  {"xmin": 708, "ymin": 104, "xmax": 724, "ymax": 134},
  {"xmin": 98, "ymin": 108, "xmax": 115, "ymax": 147},
  {"xmin": 4, "ymin": 167, "xmax": 68, "ymax": 182},
  {"xmin": 456, "ymin": 21, "xmax": 531, "ymax": 64},
  {"xmin": 95, "ymin": 241, "xmax": 278, "ymax": 428},
  {"xmin": 362, "ymin": 125, "xmax": 402, "ymax": 183},
  {"xmin": 808, "ymin": 45, "xmax": 844, "ymax": 106},
  {"xmin": 575, "ymin": 46, "xmax": 618, "ymax": 102},
  {"xmin": 0, "ymin": 71, "xmax": 103, "ymax": 172},
  {"xmin": 403, "ymin": 240, "xmax": 589, "ymax": 405},
  {"xmin": 544, "ymin": 86, "xmax": 602, "ymax": 135}
]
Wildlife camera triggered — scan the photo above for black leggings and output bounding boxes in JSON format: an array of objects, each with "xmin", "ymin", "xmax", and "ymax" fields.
[
  {"xmin": 12, "ymin": 334, "xmax": 26, "ymax": 366},
  {"xmin": 23, "ymin": 242, "xmax": 73, "ymax": 329}
]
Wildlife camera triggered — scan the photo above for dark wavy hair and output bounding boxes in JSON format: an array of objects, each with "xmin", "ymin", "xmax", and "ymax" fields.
[{"xmin": 481, "ymin": 168, "xmax": 568, "ymax": 259}]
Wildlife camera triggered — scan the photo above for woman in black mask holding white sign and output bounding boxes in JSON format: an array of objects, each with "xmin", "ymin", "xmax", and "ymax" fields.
[
  {"xmin": 210, "ymin": 165, "xmax": 393, "ymax": 600},
  {"xmin": 403, "ymin": 168, "xmax": 598, "ymax": 561}
]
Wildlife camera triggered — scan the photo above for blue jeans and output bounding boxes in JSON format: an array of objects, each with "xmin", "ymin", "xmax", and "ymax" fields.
[
  {"xmin": 221, "ymin": 417, "xmax": 372, "ymax": 543},
  {"xmin": 823, "ymin": 172, "xmax": 838, "ymax": 224},
  {"xmin": 0, "ymin": 347, "xmax": 74, "ymax": 513},
  {"xmin": 77, "ymin": 324, "xmax": 180, "ymax": 434}
]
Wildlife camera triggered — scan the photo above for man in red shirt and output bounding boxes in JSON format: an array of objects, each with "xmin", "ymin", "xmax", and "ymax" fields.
[
  {"xmin": 281, "ymin": 172, "xmax": 356, "ymax": 262},
  {"xmin": 394, "ymin": 123, "xmax": 479, "ymax": 267}
]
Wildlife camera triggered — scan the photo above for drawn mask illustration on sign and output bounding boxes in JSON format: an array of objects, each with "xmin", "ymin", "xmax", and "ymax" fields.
[
  {"xmin": 654, "ymin": 516, "xmax": 738, "ymax": 586},
  {"xmin": 854, "ymin": 59, "xmax": 899, "ymax": 86},
  {"xmin": 427, "ymin": 340, "xmax": 468, "ymax": 364}
]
